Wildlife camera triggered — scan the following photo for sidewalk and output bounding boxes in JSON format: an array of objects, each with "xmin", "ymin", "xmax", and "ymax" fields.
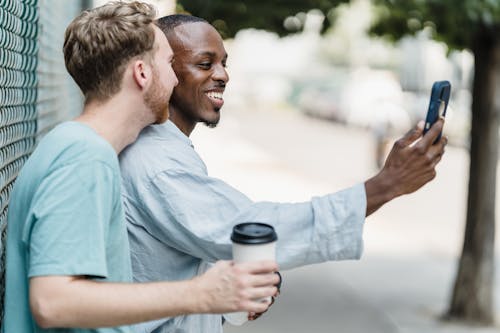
[{"xmin": 191, "ymin": 106, "xmax": 500, "ymax": 333}]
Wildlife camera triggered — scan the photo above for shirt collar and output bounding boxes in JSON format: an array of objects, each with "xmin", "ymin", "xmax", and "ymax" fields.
[{"xmin": 148, "ymin": 120, "xmax": 193, "ymax": 148}]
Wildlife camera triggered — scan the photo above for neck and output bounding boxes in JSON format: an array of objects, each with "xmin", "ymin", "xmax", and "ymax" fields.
[
  {"xmin": 76, "ymin": 93, "xmax": 154, "ymax": 154},
  {"xmin": 168, "ymin": 105, "xmax": 196, "ymax": 137}
]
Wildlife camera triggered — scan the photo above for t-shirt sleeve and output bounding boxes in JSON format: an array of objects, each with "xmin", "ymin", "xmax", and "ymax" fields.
[{"xmin": 27, "ymin": 161, "xmax": 116, "ymax": 279}]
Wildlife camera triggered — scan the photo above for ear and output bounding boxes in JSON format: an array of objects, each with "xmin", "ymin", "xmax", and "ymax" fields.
[{"xmin": 132, "ymin": 59, "xmax": 152, "ymax": 90}]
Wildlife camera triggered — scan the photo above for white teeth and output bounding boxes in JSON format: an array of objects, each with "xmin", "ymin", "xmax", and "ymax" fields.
[{"xmin": 206, "ymin": 91, "xmax": 223, "ymax": 100}]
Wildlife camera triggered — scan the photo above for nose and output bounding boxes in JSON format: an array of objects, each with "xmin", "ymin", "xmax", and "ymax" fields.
[{"xmin": 212, "ymin": 63, "xmax": 229, "ymax": 84}]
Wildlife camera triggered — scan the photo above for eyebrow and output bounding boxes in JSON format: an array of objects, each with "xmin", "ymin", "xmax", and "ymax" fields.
[{"xmin": 193, "ymin": 51, "xmax": 228, "ymax": 59}]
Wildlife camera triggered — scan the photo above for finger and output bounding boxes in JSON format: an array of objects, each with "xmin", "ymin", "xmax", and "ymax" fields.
[
  {"xmin": 248, "ymin": 310, "xmax": 265, "ymax": 321},
  {"xmin": 247, "ymin": 273, "xmax": 280, "ymax": 287},
  {"xmin": 430, "ymin": 153, "xmax": 443, "ymax": 168},
  {"xmin": 244, "ymin": 300, "xmax": 271, "ymax": 314},
  {"xmin": 242, "ymin": 295, "xmax": 274, "ymax": 313},
  {"xmin": 420, "ymin": 118, "xmax": 444, "ymax": 148},
  {"xmin": 249, "ymin": 314, "xmax": 262, "ymax": 321},
  {"xmin": 275, "ymin": 271, "xmax": 282, "ymax": 290},
  {"xmin": 438, "ymin": 135, "xmax": 449, "ymax": 150},
  {"xmin": 237, "ymin": 260, "xmax": 279, "ymax": 274},
  {"xmin": 248, "ymin": 286, "xmax": 278, "ymax": 300},
  {"xmin": 249, "ymin": 299, "xmax": 272, "ymax": 322},
  {"xmin": 397, "ymin": 121, "xmax": 424, "ymax": 148},
  {"xmin": 248, "ymin": 312, "xmax": 259, "ymax": 321},
  {"xmin": 427, "ymin": 134, "xmax": 447, "ymax": 158}
]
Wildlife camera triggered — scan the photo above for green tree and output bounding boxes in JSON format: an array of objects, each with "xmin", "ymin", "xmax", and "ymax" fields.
[
  {"xmin": 370, "ymin": 0, "xmax": 500, "ymax": 324},
  {"xmin": 177, "ymin": 0, "xmax": 349, "ymax": 38}
]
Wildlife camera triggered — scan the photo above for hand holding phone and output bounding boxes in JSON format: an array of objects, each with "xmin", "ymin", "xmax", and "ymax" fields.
[{"xmin": 423, "ymin": 80, "xmax": 451, "ymax": 142}]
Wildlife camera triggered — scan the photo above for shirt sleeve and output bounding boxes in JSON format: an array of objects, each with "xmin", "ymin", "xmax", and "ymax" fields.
[
  {"xmin": 27, "ymin": 161, "xmax": 116, "ymax": 278},
  {"xmin": 131, "ymin": 168, "xmax": 366, "ymax": 270}
]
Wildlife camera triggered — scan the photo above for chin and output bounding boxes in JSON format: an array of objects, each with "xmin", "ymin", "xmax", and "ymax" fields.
[
  {"xmin": 200, "ymin": 109, "xmax": 220, "ymax": 128},
  {"xmin": 203, "ymin": 121, "xmax": 218, "ymax": 128},
  {"xmin": 202, "ymin": 117, "xmax": 220, "ymax": 128}
]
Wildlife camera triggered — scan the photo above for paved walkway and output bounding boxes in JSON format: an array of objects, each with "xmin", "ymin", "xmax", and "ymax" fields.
[{"xmin": 191, "ymin": 106, "xmax": 500, "ymax": 333}]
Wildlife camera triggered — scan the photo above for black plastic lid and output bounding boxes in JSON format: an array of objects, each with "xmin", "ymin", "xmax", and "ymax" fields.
[{"xmin": 231, "ymin": 223, "xmax": 277, "ymax": 245}]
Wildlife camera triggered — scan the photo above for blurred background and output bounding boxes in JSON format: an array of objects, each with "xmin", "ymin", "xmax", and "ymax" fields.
[{"xmin": 1, "ymin": 0, "xmax": 499, "ymax": 332}]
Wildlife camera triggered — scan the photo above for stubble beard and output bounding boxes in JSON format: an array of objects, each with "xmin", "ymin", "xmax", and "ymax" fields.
[
  {"xmin": 203, "ymin": 120, "xmax": 219, "ymax": 128},
  {"xmin": 202, "ymin": 107, "xmax": 221, "ymax": 128},
  {"xmin": 145, "ymin": 71, "xmax": 170, "ymax": 125}
]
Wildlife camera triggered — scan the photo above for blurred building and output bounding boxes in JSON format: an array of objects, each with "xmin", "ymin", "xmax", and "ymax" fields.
[{"xmin": 223, "ymin": 0, "xmax": 472, "ymax": 146}]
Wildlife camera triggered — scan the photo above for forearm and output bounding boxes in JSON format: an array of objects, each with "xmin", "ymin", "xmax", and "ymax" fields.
[
  {"xmin": 243, "ymin": 189, "xmax": 365, "ymax": 269},
  {"xmin": 30, "ymin": 276, "xmax": 204, "ymax": 329},
  {"xmin": 30, "ymin": 261, "xmax": 278, "ymax": 329}
]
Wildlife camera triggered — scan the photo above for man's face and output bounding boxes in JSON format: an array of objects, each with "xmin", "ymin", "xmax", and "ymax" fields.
[
  {"xmin": 146, "ymin": 26, "xmax": 178, "ymax": 124},
  {"xmin": 168, "ymin": 22, "xmax": 229, "ymax": 128}
]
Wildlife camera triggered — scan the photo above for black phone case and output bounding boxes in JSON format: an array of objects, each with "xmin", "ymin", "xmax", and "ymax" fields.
[{"xmin": 423, "ymin": 81, "xmax": 451, "ymax": 141}]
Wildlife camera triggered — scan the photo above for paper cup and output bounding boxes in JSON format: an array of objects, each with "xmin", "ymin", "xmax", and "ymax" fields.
[{"xmin": 224, "ymin": 223, "xmax": 277, "ymax": 326}]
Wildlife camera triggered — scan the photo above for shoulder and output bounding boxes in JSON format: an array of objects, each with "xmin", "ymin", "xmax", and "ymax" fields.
[
  {"xmin": 120, "ymin": 125, "xmax": 205, "ymax": 180},
  {"xmin": 42, "ymin": 122, "xmax": 118, "ymax": 169}
]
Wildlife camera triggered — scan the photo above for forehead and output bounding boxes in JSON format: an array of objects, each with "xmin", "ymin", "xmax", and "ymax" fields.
[{"xmin": 170, "ymin": 22, "xmax": 226, "ymax": 58}]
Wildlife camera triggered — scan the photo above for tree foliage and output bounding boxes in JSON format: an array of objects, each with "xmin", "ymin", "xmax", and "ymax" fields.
[
  {"xmin": 177, "ymin": 0, "xmax": 349, "ymax": 38},
  {"xmin": 370, "ymin": 0, "xmax": 500, "ymax": 51}
]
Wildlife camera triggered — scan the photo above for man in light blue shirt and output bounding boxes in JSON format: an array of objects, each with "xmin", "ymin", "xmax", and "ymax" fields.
[
  {"xmin": 3, "ymin": 6, "xmax": 279, "ymax": 333},
  {"xmin": 119, "ymin": 14, "xmax": 447, "ymax": 333}
]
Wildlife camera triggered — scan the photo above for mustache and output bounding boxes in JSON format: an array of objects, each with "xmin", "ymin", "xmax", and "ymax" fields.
[{"xmin": 207, "ymin": 81, "xmax": 226, "ymax": 90}]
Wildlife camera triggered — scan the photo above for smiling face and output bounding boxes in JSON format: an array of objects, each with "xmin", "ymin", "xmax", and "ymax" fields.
[{"xmin": 166, "ymin": 22, "xmax": 229, "ymax": 135}]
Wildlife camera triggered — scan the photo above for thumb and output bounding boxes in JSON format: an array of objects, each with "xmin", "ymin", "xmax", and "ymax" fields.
[{"xmin": 399, "ymin": 121, "xmax": 424, "ymax": 147}]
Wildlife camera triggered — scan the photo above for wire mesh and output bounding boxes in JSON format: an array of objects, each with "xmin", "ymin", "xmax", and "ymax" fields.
[
  {"xmin": 36, "ymin": 0, "xmax": 83, "ymax": 138},
  {"xmin": 0, "ymin": 1, "xmax": 39, "ymax": 326},
  {"xmin": 0, "ymin": 0, "xmax": 86, "ymax": 327}
]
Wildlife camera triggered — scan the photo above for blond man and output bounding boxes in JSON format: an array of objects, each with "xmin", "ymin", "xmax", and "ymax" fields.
[{"xmin": 2, "ymin": 2, "xmax": 278, "ymax": 333}]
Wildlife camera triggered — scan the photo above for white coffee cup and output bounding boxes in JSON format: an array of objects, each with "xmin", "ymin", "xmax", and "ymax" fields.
[{"xmin": 223, "ymin": 223, "xmax": 277, "ymax": 326}]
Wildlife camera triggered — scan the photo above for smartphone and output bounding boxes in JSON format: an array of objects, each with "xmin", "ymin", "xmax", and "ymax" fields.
[{"xmin": 423, "ymin": 80, "xmax": 451, "ymax": 141}]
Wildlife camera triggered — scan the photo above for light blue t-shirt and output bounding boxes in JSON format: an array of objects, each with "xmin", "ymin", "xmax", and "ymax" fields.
[
  {"xmin": 120, "ymin": 120, "xmax": 366, "ymax": 333},
  {"xmin": 3, "ymin": 121, "xmax": 132, "ymax": 333}
]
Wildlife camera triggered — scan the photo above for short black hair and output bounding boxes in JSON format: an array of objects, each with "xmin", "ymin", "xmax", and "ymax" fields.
[{"xmin": 156, "ymin": 14, "xmax": 207, "ymax": 35}]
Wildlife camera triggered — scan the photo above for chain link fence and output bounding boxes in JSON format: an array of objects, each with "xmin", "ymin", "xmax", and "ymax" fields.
[
  {"xmin": 37, "ymin": 0, "xmax": 84, "ymax": 137},
  {"xmin": 0, "ymin": 0, "xmax": 86, "ymax": 327}
]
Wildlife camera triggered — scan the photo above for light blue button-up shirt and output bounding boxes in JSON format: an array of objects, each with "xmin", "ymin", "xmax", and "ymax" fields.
[{"xmin": 119, "ymin": 120, "xmax": 366, "ymax": 333}]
